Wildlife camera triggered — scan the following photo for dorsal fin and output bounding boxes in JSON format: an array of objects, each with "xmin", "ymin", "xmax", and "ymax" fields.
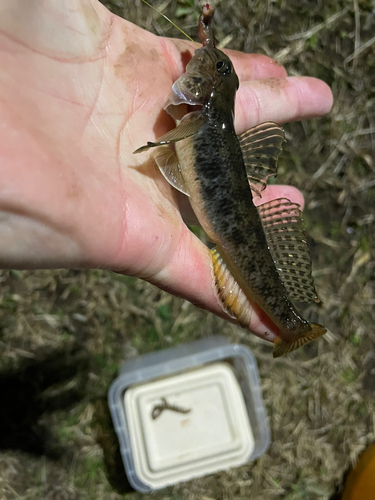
[
  {"xmin": 238, "ymin": 122, "xmax": 285, "ymax": 196},
  {"xmin": 257, "ymin": 198, "xmax": 320, "ymax": 304}
]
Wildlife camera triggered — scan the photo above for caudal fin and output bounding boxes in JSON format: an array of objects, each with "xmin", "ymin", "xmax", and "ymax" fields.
[{"xmin": 273, "ymin": 323, "xmax": 326, "ymax": 358}]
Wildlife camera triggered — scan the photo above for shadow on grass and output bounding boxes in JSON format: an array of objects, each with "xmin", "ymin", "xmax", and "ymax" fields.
[
  {"xmin": 0, "ymin": 346, "xmax": 89, "ymax": 458},
  {"xmin": 93, "ymin": 397, "xmax": 135, "ymax": 494},
  {"xmin": 329, "ymin": 481, "xmax": 345, "ymax": 500}
]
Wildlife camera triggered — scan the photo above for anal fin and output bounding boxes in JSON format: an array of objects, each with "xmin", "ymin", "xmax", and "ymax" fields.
[
  {"xmin": 273, "ymin": 323, "xmax": 326, "ymax": 358},
  {"xmin": 210, "ymin": 248, "xmax": 253, "ymax": 328}
]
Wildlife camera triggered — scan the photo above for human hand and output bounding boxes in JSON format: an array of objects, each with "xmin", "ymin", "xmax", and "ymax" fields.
[{"xmin": 0, "ymin": 0, "xmax": 333, "ymax": 341}]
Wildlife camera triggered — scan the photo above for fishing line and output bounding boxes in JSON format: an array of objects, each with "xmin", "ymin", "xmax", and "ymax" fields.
[{"xmin": 140, "ymin": 0, "xmax": 196, "ymax": 43}]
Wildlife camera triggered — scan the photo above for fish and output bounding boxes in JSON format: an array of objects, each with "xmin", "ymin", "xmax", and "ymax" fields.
[{"xmin": 134, "ymin": 4, "xmax": 326, "ymax": 357}]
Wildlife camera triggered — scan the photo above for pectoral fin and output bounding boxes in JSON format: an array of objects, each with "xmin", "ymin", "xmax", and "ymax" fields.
[
  {"xmin": 210, "ymin": 248, "xmax": 253, "ymax": 328},
  {"xmin": 133, "ymin": 112, "xmax": 206, "ymax": 154},
  {"xmin": 238, "ymin": 122, "xmax": 285, "ymax": 196},
  {"xmin": 153, "ymin": 146, "xmax": 190, "ymax": 196},
  {"xmin": 257, "ymin": 198, "xmax": 320, "ymax": 304}
]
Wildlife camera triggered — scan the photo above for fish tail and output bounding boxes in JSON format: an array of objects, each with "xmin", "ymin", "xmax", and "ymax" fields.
[{"xmin": 273, "ymin": 323, "xmax": 326, "ymax": 358}]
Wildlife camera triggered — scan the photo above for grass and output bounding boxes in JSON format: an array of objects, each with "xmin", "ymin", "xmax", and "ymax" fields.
[{"xmin": 1, "ymin": 0, "xmax": 375, "ymax": 499}]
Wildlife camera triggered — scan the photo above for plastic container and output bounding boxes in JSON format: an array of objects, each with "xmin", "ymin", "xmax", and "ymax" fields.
[{"xmin": 108, "ymin": 336, "xmax": 270, "ymax": 492}]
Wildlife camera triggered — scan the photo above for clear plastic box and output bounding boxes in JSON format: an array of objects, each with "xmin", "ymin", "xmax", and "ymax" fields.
[{"xmin": 108, "ymin": 336, "xmax": 270, "ymax": 492}]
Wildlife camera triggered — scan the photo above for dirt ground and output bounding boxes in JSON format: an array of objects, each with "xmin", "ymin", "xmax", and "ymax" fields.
[{"xmin": 1, "ymin": 0, "xmax": 374, "ymax": 499}]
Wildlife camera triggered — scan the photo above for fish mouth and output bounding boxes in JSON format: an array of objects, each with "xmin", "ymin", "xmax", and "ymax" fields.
[
  {"xmin": 169, "ymin": 76, "xmax": 205, "ymax": 106},
  {"xmin": 164, "ymin": 79, "xmax": 205, "ymax": 121}
]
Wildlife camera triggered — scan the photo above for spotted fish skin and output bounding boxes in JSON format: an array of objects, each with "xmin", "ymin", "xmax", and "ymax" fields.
[{"xmin": 176, "ymin": 88, "xmax": 311, "ymax": 340}]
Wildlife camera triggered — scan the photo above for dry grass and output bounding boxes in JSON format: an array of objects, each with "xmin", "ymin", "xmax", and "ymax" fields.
[{"xmin": 1, "ymin": 0, "xmax": 375, "ymax": 499}]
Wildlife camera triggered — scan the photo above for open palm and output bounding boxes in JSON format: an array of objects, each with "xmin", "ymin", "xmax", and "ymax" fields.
[{"xmin": 0, "ymin": 0, "xmax": 332, "ymax": 341}]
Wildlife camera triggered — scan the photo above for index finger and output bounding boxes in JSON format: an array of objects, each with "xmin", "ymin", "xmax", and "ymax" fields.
[
  {"xmin": 234, "ymin": 76, "xmax": 333, "ymax": 132},
  {"xmin": 226, "ymin": 49, "xmax": 287, "ymax": 81},
  {"xmin": 166, "ymin": 39, "xmax": 287, "ymax": 81}
]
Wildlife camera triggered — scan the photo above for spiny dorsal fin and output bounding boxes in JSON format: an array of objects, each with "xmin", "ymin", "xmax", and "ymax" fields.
[
  {"xmin": 238, "ymin": 122, "xmax": 285, "ymax": 196},
  {"xmin": 134, "ymin": 112, "xmax": 206, "ymax": 153},
  {"xmin": 257, "ymin": 198, "xmax": 320, "ymax": 304},
  {"xmin": 154, "ymin": 146, "xmax": 190, "ymax": 196}
]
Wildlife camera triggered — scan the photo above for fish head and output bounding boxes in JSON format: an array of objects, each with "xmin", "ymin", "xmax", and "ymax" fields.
[{"xmin": 165, "ymin": 47, "xmax": 239, "ymax": 118}]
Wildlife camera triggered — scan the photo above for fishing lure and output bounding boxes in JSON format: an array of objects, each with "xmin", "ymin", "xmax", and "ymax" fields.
[{"xmin": 135, "ymin": 4, "xmax": 326, "ymax": 357}]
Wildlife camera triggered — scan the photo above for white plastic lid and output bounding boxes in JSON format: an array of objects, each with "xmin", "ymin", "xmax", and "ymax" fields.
[{"xmin": 124, "ymin": 362, "xmax": 254, "ymax": 489}]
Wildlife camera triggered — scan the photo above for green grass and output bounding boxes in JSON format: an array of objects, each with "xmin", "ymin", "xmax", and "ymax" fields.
[{"xmin": 1, "ymin": 1, "xmax": 375, "ymax": 499}]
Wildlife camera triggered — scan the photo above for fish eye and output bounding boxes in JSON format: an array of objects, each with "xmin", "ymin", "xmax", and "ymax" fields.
[{"xmin": 216, "ymin": 60, "xmax": 231, "ymax": 75}]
